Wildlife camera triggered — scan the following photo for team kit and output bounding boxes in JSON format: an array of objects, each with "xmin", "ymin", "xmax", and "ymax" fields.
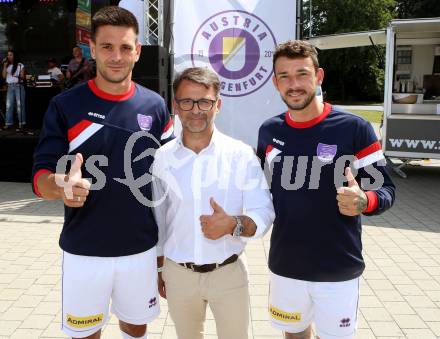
[{"xmin": 32, "ymin": 6, "xmax": 395, "ymax": 339}]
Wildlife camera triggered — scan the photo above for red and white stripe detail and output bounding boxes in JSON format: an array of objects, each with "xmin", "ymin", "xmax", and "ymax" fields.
[
  {"xmin": 68, "ymin": 119, "xmax": 104, "ymax": 153},
  {"xmin": 161, "ymin": 119, "xmax": 174, "ymax": 140},
  {"xmin": 33, "ymin": 169, "xmax": 53, "ymax": 197},
  {"xmin": 265, "ymin": 145, "xmax": 282, "ymax": 165},
  {"xmin": 354, "ymin": 141, "xmax": 384, "ymax": 169}
]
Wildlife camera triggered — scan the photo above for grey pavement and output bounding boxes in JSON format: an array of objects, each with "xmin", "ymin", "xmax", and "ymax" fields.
[{"xmin": 0, "ymin": 163, "xmax": 439, "ymax": 338}]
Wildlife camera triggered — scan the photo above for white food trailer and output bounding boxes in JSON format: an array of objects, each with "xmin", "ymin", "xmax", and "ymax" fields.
[{"xmin": 308, "ymin": 18, "xmax": 440, "ymax": 177}]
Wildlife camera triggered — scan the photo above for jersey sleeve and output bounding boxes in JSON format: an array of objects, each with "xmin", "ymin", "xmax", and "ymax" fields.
[
  {"xmin": 158, "ymin": 98, "xmax": 174, "ymax": 145},
  {"xmin": 32, "ymin": 98, "xmax": 69, "ymax": 197},
  {"xmin": 353, "ymin": 119, "xmax": 384, "ymax": 170},
  {"xmin": 353, "ymin": 119, "xmax": 395, "ymax": 215}
]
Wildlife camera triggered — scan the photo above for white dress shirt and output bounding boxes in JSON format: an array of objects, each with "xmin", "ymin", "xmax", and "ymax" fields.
[{"xmin": 152, "ymin": 128, "xmax": 274, "ymax": 264}]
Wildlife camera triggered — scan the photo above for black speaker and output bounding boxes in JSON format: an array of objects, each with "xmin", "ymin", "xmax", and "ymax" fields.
[
  {"xmin": 133, "ymin": 46, "xmax": 170, "ymax": 107},
  {"xmin": 134, "ymin": 77, "xmax": 168, "ymax": 102},
  {"xmin": 133, "ymin": 45, "xmax": 169, "ymax": 80}
]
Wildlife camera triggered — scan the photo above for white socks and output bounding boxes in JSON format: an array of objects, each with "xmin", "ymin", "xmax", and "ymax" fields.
[{"xmin": 121, "ymin": 331, "xmax": 147, "ymax": 339}]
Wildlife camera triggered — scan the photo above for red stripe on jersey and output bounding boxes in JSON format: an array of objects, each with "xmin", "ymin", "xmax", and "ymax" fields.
[
  {"xmin": 88, "ymin": 79, "xmax": 135, "ymax": 101},
  {"xmin": 356, "ymin": 141, "xmax": 381, "ymax": 160},
  {"xmin": 163, "ymin": 118, "xmax": 173, "ymax": 133},
  {"xmin": 33, "ymin": 169, "xmax": 52, "ymax": 197},
  {"xmin": 68, "ymin": 120, "xmax": 93, "ymax": 142},
  {"xmin": 265, "ymin": 144, "xmax": 274, "ymax": 155},
  {"xmin": 364, "ymin": 191, "xmax": 379, "ymax": 213},
  {"xmin": 285, "ymin": 102, "xmax": 332, "ymax": 129}
]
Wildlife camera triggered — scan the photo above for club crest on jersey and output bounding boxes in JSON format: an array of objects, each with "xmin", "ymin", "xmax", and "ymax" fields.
[
  {"xmin": 316, "ymin": 143, "xmax": 337, "ymax": 162},
  {"xmin": 137, "ymin": 114, "xmax": 153, "ymax": 131}
]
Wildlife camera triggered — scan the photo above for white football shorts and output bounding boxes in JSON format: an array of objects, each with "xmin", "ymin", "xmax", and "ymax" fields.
[
  {"xmin": 61, "ymin": 247, "xmax": 160, "ymax": 338},
  {"xmin": 269, "ymin": 272, "xmax": 359, "ymax": 339}
]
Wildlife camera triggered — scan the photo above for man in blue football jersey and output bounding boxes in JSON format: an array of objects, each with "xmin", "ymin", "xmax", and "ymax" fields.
[
  {"xmin": 32, "ymin": 6, "xmax": 173, "ymax": 339},
  {"xmin": 257, "ymin": 40, "xmax": 395, "ymax": 339}
]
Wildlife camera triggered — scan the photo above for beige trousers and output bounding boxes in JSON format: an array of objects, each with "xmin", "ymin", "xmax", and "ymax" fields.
[{"xmin": 162, "ymin": 257, "xmax": 250, "ymax": 339}]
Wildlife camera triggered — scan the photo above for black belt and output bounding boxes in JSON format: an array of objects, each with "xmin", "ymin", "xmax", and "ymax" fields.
[{"xmin": 178, "ymin": 254, "xmax": 238, "ymax": 273}]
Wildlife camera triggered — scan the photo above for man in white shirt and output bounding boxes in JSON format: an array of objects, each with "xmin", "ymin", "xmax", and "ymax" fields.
[
  {"xmin": 152, "ymin": 67, "xmax": 274, "ymax": 339},
  {"xmin": 47, "ymin": 58, "xmax": 64, "ymax": 83}
]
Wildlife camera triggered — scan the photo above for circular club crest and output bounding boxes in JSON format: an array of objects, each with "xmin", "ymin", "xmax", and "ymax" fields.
[{"xmin": 191, "ymin": 10, "xmax": 277, "ymax": 97}]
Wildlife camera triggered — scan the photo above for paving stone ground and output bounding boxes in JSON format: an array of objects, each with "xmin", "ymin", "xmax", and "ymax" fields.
[{"xmin": 0, "ymin": 163, "xmax": 439, "ymax": 338}]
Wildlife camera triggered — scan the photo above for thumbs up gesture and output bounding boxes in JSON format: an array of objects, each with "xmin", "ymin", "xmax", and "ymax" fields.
[
  {"xmin": 61, "ymin": 153, "xmax": 91, "ymax": 208},
  {"xmin": 200, "ymin": 197, "xmax": 236, "ymax": 240},
  {"xmin": 336, "ymin": 167, "xmax": 367, "ymax": 216}
]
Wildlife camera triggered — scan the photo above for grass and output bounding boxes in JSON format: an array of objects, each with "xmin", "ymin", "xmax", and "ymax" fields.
[
  {"xmin": 331, "ymin": 101, "xmax": 384, "ymax": 106},
  {"xmin": 349, "ymin": 109, "xmax": 383, "ymax": 124}
]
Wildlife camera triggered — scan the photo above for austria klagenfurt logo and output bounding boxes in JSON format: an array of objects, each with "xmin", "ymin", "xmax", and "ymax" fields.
[{"xmin": 191, "ymin": 10, "xmax": 277, "ymax": 97}]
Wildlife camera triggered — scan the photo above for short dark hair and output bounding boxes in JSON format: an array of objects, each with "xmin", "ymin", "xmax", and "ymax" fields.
[
  {"xmin": 91, "ymin": 6, "xmax": 139, "ymax": 41},
  {"xmin": 273, "ymin": 40, "xmax": 319, "ymax": 71},
  {"xmin": 173, "ymin": 67, "xmax": 221, "ymax": 97}
]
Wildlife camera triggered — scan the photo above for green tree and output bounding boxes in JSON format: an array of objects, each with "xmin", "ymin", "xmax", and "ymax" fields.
[
  {"xmin": 303, "ymin": 0, "xmax": 395, "ymax": 102},
  {"xmin": 0, "ymin": 1, "xmax": 75, "ymax": 71},
  {"xmin": 396, "ymin": 0, "xmax": 440, "ymax": 18}
]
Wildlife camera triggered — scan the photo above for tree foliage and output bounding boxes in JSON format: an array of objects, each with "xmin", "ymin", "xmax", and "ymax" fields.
[
  {"xmin": 303, "ymin": 0, "xmax": 395, "ymax": 102},
  {"xmin": 396, "ymin": 0, "xmax": 440, "ymax": 18},
  {"xmin": 0, "ymin": 1, "xmax": 75, "ymax": 72}
]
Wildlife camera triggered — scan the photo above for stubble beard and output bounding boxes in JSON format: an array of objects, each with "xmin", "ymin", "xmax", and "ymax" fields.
[
  {"xmin": 282, "ymin": 90, "xmax": 316, "ymax": 111},
  {"xmin": 97, "ymin": 63, "xmax": 133, "ymax": 84}
]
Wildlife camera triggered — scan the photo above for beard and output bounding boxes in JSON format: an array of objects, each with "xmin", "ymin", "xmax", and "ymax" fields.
[
  {"xmin": 97, "ymin": 62, "xmax": 134, "ymax": 84},
  {"xmin": 183, "ymin": 116, "xmax": 209, "ymax": 133},
  {"xmin": 281, "ymin": 90, "xmax": 316, "ymax": 111}
]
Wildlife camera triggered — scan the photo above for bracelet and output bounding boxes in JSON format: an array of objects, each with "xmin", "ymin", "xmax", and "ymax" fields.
[{"xmin": 157, "ymin": 266, "xmax": 163, "ymax": 273}]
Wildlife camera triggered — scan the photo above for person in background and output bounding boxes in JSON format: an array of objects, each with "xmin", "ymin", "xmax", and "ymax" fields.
[
  {"xmin": 1, "ymin": 50, "xmax": 26, "ymax": 132},
  {"xmin": 47, "ymin": 57, "xmax": 64, "ymax": 84},
  {"xmin": 66, "ymin": 46, "xmax": 92, "ymax": 88}
]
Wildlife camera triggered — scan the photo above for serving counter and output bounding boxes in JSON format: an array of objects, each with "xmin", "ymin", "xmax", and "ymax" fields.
[{"xmin": 391, "ymin": 103, "xmax": 440, "ymax": 115}]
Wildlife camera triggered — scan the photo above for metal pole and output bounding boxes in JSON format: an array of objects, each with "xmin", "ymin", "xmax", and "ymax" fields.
[
  {"xmin": 296, "ymin": 0, "xmax": 303, "ymax": 39},
  {"xmin": 143, "ymin": 0, "xmax": 148, "ymax": 45},
  {"xmin": 158, "ymin": 0, "xmax": 164, "ymax": 47}
]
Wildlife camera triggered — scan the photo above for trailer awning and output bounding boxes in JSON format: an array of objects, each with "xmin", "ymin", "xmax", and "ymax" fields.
[
  {"xmin": 391, "ymin": 18, "xmax": 440, "ymax": 44},
  {"xmin": 391, "ymin": 17, "xmax": 440, "ymax": 33},
  {"xmin": 307, "ymin": 18, "xmax": 440, "ymax": 50},
  {"xmin": 306, "ymin": 30, "xmax": 386, "ymax": 50}
]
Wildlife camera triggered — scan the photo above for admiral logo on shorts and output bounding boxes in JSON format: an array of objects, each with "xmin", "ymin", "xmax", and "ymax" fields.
[
  {"xmin": 269, "ymin": 305, "xmax": 301, "ymax": 323},
  {"xmin": 66, "ymin": 313, "xmax": 103, "ymax": 329}
]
